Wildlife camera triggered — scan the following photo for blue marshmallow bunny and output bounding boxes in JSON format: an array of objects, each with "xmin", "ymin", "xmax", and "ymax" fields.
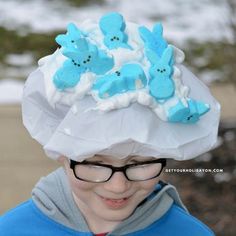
[
  {"xmin": 93, "ymin": 64, "xmax": 147, "ymax": 98},
  {"xmin": 53, "ymin": 59, "xmax": 86, "ymax": 91},
  {"xmin": 53, "ymin": 38, "xmax": 114, "ymax": 90},
  {"xmin": 148, "ymin": 46, "xmax": 175, "ymax": 102},
  {"xmin": 62, "ymin": 38, "xmax": 114, "ymax": 75},
  {"xmin": 52, "ymin": 15, "xmax": 210, "ymax": 125},
  {"xmin": 139, "ymin": 23, "xmax": 168, "ymax": 58},
  {"xmin": 55, "ymin": 23, "xmax": 85, "ymax": 49},
  {"xmin": 99, "ymin": 12, "xmax": 132, "ymax": 50},
  {"xmin": 168, "ymin": 99, "xmax": 210, "ymax": 124}
]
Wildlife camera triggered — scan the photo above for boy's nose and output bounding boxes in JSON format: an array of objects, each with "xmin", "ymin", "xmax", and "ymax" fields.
[{"xmin": 103, "ymin": 171, "xmax": 132, "ymax": 194}]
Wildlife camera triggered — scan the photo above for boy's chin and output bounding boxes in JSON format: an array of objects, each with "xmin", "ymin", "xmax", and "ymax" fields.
[{"xmin": 95, "ymin": 206, "xmax": 134, "ymax": 222}]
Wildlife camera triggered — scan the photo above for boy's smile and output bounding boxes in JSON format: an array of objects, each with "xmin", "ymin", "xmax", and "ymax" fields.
[{"xmin": 98, "ymin": 194, "xmax": 132, "ymax": 209}]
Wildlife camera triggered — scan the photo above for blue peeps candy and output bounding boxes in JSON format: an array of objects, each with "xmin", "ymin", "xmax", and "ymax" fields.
[
  {"xmin": 99, "ymin": 12, "xmax": 132, "ymax": 50},
  {"xmin": 55, "ymin": 23, "xmax": 85, "ymax": 49},
  {"xmin": 168, "ymin": 99, "xmax": 210, "ymax": 124},
  {"xmin": 53, "ymin": 37, "xmax": 114, "ymax": 91},
  {"xmin": 139, "ymin": 23, "xmax": 168, "ymax": 58},
  {"xmin": 182, "ymin": 99, "xmax": 210, "ymax": 123},
  {"xmin": 167, "ymin": 101, "xmax": 190, "ymax": 123},
  {"xmin": 62, "ymin": 38, "xmax": 114, "ymax": 75},
  {"xmin": 53, "ymin": 59, "xmax": 86, "ymax": 90},
  {"xmin": 148, "ymin": 46, "xmax": 175, "ymax": 101},
  {"xmin": 93, "ymin": 64, "xmax": 147, "ymax": 98}
]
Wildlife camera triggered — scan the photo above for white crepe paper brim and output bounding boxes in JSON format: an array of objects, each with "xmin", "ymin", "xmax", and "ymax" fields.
[
  {"xmin": 22, "ymin": 63, "xmax": 220, "ymax": 161},
  {"xmin": 22, "ymin": 65, "xmax": 220, "ymax": 161}
]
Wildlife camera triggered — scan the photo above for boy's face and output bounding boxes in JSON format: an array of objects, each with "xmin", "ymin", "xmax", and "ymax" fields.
[{"xmin": 60, "ymin": 155, "xmax": 162, "ymax": 227}]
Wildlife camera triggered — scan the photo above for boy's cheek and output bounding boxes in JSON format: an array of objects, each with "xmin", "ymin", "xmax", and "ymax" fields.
[
  {"xmin": 72, "ymin": 179, "xmax": 95, "ymax": 191},
  {"xmin": 140, "ymin": 178, "xmax": 160, "ymax": 191},
  {"xmin": 61, "ymin": 161, "xmax": 94, "ymax": 191},
  {"xmin": 68, "ymin": 170, "xmax": 96, "ymax": 191}
]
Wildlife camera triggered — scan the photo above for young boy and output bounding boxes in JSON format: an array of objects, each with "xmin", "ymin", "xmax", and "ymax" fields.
[{"xmin": 0, "ymin": 12, "xmax": 220, "ymax": 235}]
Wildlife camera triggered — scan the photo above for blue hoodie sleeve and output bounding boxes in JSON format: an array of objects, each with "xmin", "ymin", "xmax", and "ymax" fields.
[{"xmin": 0, "ymin": 200, "xmax": 92, "ymax": 236}]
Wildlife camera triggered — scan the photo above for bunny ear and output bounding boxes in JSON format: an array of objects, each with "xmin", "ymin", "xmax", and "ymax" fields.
[
  {"xmin": 67, "ymin": 23, "xmax": 77, "ymax": 33},
  {"xmin": 62, "ymin": 48, "xmax": 78, "ymax": 59},
  {"xmin": 139, "ymin": 26, "xmax": 157, "ymax": 51},
  {"xmin": 55, "ymin": 23, "xmax": 84, "ymax": 47},
  {"xmin": 152, "ymin": 23, "xmax": 168, "ymax": 56},
  {"xmin": 152, "ymin": 23, "xmax": 163, "ymax": 37},
  {"xmin": 99, "ymin": 12, "xmax": 125, "ymax": 34},
  {"xmin": 139, "ymin": 26, "xmax": 153, "ymax": 43},
  {"xmin": 146, "ymin": 49, "xmax": 160, "ymax": 65},
  {"xmin": 196, "ymin": 101, "xmax": 210, "ymax": 116},
  {"xmin": 62, "ymin": 48, "xmax": 75, "ymax": 58},
  {"xmin": 55, "ymin": 35, "xmax": 67, "ymax": 47},
  {"xmin": 67, "ymin": 23, "xmax": 84, "ymax": 38},
  {"xmin": 162, "ymin": 46, "xmax": 173, "ymax": 64}
]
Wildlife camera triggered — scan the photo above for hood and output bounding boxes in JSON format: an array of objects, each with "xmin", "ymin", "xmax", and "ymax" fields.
[{"xmin": 32, "ymin": 168, "xmax": 187, "ymax": 234}]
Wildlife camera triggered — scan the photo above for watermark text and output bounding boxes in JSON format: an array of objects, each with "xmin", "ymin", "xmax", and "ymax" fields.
[{"xmin": 165, "ymin": 168, "xmax": 224, "ymax": 173}]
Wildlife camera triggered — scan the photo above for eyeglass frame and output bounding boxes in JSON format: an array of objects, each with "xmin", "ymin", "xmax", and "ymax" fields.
[{"xmin": 69, "ymin": 158, "xmax": 167, "ymax": 183}]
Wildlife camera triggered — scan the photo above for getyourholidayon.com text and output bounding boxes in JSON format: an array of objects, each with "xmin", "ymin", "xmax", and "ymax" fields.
[{"xmin": 165, "ymin": 168, "xmax": 224, "ymax": 173}]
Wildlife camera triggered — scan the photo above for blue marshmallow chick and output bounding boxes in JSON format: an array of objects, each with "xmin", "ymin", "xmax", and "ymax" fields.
[
  {"xmin": 147, "ymin": 46, "xmax": 175, "ymax": 102},
  {"xmin": 93, "ymin": 64, "xmax": 147, "ymax": 98},
  {"xmin": 99, "ymin": 12, "xmax": 132, "ymax": 50}
]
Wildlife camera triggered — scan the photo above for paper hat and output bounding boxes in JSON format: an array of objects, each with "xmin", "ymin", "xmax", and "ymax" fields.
[{"xmin": 22, "ymin": 12, "xmax": 220, "ymax": 161}]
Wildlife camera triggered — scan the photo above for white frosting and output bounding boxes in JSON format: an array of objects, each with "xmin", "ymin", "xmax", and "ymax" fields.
[{"xmin": 39, "ymin": 20, "xmax": 189, "ymax": 122}]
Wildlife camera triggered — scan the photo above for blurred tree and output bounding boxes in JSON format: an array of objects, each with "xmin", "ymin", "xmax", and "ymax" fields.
[
  {"xmin": 184, "ymin": 0, "xmax": 236, "ymax": 85},
  {"xmin": 226, "ymin": 0, "xmax": 236, "ymax": 43},
  {"xmin": 65, "ymin": 0, "xmax": 104, "ymax": 7}
]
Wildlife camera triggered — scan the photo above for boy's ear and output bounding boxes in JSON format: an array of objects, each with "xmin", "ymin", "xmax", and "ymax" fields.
[{"xmin": 58, "ymin": 156, "xmax": 68, "ymax": 165}]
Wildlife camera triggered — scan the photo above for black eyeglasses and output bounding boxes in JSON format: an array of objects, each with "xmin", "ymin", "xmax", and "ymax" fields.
[{"xmin": 70, "ymin": 159, "xmax": 166, "ymax": 183}]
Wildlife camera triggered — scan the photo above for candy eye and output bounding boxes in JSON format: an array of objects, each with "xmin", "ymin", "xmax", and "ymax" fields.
[
  {"xmin": 187, "ymin": 115, "xmax": 193, "ymax": 120},
  {"xmin": 72, "ymin": 59, "xmax": 76, "ymax": 65},
  {"xmin": 71, "ymin": 40, "xmax": 75, "ymax": 43},
  {"xmin": 115, "ymin": 71, "xmax": 121, "ymax": 76},
  {"xmin": 157, "ymin": 69, "xmax": 160, "ymax": 72},
  {"xmin": 163, "ymin": 69, "xmax": 166, "ymax": 72}
]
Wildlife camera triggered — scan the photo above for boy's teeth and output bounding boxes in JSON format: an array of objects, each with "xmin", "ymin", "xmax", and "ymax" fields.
[{"xmin": 104, "ymin": 197, "xmax": 127, "ymax": 202}]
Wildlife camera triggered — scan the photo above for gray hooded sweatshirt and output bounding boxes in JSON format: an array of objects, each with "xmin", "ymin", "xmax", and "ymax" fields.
[{"xmin": 31, "ymin": 167, "xmax": 187, "ymax": 235}]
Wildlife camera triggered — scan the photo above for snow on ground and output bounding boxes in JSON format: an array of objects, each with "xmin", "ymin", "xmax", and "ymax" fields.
[
  {"xmin": 0, "ymin": 0, "xmax": 233, "ymax": 44},
  {"xmin": 0, "ymin": 79, "xmax": 24, "ymax": 104},
  {"xmin": 0, "ymin": 0, "xmax": 233, "ymax": 103}
]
